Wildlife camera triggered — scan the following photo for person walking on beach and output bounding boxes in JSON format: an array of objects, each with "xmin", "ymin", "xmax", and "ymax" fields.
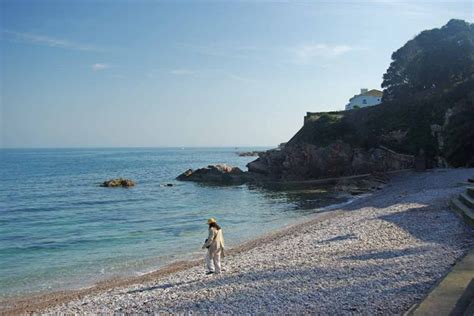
[{"xmin": 202, "ymin": 218, "xmax": 225, "ymax": 275}]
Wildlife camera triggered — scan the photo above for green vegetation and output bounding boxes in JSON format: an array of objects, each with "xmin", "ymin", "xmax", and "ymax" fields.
[
  {"xmin": 382, "ymin": 19, "xmax": 473, "ymax": 103},
  {"xmin": 290, "ymin": 19, "xmax": 474, "ymax": 167},
  {"xmin": 443, "ymin": 86, "xmax": 474, "ymax": 167}
]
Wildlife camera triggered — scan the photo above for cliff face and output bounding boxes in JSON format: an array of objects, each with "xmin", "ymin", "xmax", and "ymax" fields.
[
  {"xmin": 247, "ymin": 138, "xmax": 415, "ymax": 181},
  {"xmin": 248, "ymin": 20, "xmax": 474, "ymax": 180}
]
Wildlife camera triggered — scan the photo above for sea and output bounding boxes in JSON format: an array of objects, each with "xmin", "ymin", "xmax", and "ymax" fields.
[{"xmin": 0, "ymin": 147, "xmax": 347, "ymax": 299}]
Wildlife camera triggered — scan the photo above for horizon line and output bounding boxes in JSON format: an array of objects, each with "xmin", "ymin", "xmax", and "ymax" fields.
[{"xmin": 0, "ymin": 145, "xmax": 275, "ymax": 150}]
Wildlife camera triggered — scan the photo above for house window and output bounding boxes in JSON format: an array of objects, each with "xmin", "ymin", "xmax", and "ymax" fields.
[{"xmin": 363, "ymin": 99, "xmax": 367, "ymax": 104}]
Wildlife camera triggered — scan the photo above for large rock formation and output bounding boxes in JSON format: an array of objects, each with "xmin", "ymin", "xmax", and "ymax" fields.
[
  {"xmin": 176, "ymin": 164, "xmax": 250, "ymax": 184},
  {"xmin": 247, "ymin": 142, "xmax": 414, "ymax": 181}
]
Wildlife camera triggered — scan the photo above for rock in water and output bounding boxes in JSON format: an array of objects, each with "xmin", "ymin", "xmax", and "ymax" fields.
[
  {"xmin": 237, "ymin": 151, "xmax": 263, "ymax": 157},
  {"xmin": 100, "ymin": 178, "xmax": 135, "ymax": 187},
  {"xmin": 176, "ymin": 164, "xmax": 248, "ymax": 184}
]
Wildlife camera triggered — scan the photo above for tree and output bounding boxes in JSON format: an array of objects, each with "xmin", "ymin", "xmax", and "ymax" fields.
[
  {"xmin": 382, "ymin": 19, "xmax": 474, "ymax": 102},
  {"xmin": 443, "ymin": 82, "xmax": 474, "ymax": 167}
]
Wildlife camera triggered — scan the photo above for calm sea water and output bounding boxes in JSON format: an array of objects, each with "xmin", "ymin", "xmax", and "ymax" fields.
[{"xmin": 0, "ymin": 148, "xmax": 344, "ymax": 298}]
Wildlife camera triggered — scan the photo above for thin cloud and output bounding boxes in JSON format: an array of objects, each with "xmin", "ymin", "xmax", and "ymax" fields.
[
  {"xmin": 111, "ymin": 74, "xmax": 125, "ymax": 79},
  {"xmin": 290, "ymin": 43, "xmax": 358, "ymax": 64},
  {"xmin": 180, "ymin": 41, "xmax": 358, "ymax": 66},
  {"xmin": 2, "ymin": 30, "xmax": 102, "ymax": 52},
  {"xmin": 366, "ymin": 0, "xmax": 469, "ymax": 18},
  {"xmin": 368, "ymin": 0, "xmax": 428, "ymax": 16},
  {"xmin": 177, "ymin": 42, "xmax": 261, "ymax": 61},
  {"xmin": 165, "ymin": 67, "xmax": 255, "ymax": 83},
  {"xmin": 92, "ymin": 63, "xmax": 110, "ymax": 71},
  {"xmin": 227, "ymin": 73, "xmax": 256, "ymax": 83},
  {"xmin": 170, "ymin": 69, "xmax": 195, "ymax": 75}
]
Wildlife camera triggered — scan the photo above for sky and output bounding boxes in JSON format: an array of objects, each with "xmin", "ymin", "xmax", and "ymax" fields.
[{"xmin": 1, "ymin": 0, "xmax": 472, "ymax": 148}]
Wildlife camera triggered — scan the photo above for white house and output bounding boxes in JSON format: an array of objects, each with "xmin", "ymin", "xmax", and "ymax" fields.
[{"xmin": 345, "ymin": 88, "xmax": 383, "ymax": 110}]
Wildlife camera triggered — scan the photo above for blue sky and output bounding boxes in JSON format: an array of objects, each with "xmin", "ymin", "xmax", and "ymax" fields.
[{"xmin": 1, "ymin": 0, "xmax": 472, "ymax": 148}]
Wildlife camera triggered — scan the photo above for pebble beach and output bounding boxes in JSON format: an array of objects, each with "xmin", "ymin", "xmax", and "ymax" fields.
[{"xmin": 8, "ymin": 169, "xmax": 474, "ymax": 314}]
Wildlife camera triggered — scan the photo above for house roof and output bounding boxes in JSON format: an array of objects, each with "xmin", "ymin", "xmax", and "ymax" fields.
[
  {"xmin": 349, "ymin": 89, "xmax": 383, "ymax": 101},
  {"xmin": 362, "ymin": 89, "xmax": 383, "ymax": 97}
]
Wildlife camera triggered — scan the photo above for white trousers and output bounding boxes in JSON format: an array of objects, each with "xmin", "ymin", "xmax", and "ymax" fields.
[{"xmin": 206, "ymin": 249, "xmax": 222, "ymax": 273}]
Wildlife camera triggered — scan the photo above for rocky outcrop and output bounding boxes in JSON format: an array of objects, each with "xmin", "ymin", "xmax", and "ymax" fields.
[
  {"xmin": 247, "ymin": 142, "xmax": 414, "ymax": 181},
  {"xmin": 177, "ymin": 145, "xmax": 414, "ymax": 185},
  {"xmin": 176, "ymin": 164, "xmax": 250, "ymax": 184},
  {"xmin": 237, "ymin": 151, "xmax": 263, "ymax": 157},
  {"xmin": 101, "ymin": 178, "xmax": 135, "ymax": 187}
]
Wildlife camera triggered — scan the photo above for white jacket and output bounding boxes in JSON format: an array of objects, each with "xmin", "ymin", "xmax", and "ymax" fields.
[{"xmin": 203, "ymin": 227, "xmax": 225, "ymax": 253}]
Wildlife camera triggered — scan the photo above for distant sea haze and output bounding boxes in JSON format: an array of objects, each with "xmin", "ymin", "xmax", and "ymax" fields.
[{"xmin": 0, "ymin": 147, "xmax": 343, "ymax": 298}]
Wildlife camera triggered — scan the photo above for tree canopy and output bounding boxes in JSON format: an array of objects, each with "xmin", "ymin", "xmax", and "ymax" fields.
[{"xmin": 382, "ymin": 19, "xmax": 474, "ymax": 102}]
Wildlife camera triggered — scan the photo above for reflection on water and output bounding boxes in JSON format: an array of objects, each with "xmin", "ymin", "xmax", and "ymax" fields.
[{"xmin": 248, "ymin": 182, "xmax": 348, "ymax": 212}]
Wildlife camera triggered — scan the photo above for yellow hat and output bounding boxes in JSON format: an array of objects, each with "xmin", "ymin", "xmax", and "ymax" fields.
[{"xmin": 207, "ymin": 218, "xmax": 216, "ymax": 224}]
